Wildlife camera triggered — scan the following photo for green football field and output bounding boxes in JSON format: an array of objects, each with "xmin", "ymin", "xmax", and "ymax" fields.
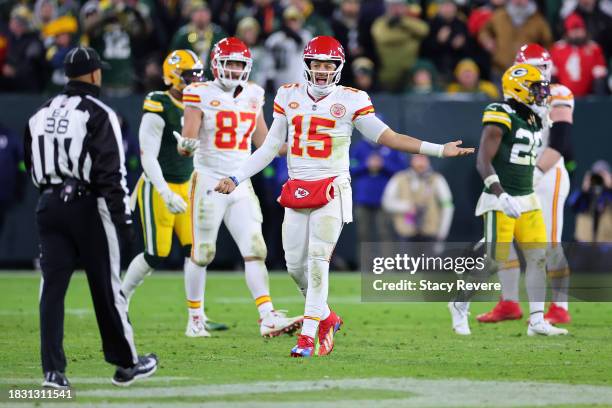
[{"xmin": 1, "ymin": 271, "xmax": 612, "ymax": 407}]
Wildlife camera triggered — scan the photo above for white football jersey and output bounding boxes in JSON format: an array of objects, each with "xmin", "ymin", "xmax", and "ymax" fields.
[
  {"xmin": 537, "ymin": 83, "xmax": 574, "ymax": 157},
  {"xmin": 273, "ymin": 83, "xmax": 377, "ymax": 180},
  {"xmin": 183, "ymin": 81, "xmax": 265, "ymax": 178}
]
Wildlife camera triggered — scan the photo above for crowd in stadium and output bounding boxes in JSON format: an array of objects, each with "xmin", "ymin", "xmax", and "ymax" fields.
[{"xmin": 0, "ymin": 0, "xmax": 611, "ymax": 96}]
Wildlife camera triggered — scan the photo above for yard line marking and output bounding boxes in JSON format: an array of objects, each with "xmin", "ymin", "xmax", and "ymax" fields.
[
  {"xmin": 0, "ymin": 376, "xmax": 192, "ymax": 385},
  {"xmin": 55, "ymin": 377, "xmax": 612, "ymax": 407}
]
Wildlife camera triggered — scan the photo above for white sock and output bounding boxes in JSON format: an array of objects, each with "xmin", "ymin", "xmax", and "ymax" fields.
[
  {"xmin": 499, "ymin": 267, "xmax": 520, "ymax": 302},
  {"xmin": 302, "ymin": 256, "xmax": 329, "ymax": 337},
  {"xmin": 184, "ymin": 258, "xmax": 206, "ymax": 317},
  {"xmin": 121, "ymin": 253, "xmax": 153, "ymax": 300},
  {"xmin": 525, "ymin": 248, "xmax": 547, "ymax": 323},
  {"xmin": 245, "ymin": 260, "xmax": 274, "ymax": 318},
  {"xmin": 302, "ymin": 318, "xmax": 319, "ymax": 339},
  {"xmin": 322, "ymin": 304, "xmax": 331, "ymax": 320}
]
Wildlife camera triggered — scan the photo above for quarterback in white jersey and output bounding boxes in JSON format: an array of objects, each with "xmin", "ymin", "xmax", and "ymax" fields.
[
  {"xmin": 215, "ymin": 36, "xmax": 474, "ymax": 357},
  {"xmin": 476, "ymin": 44, "xmax": 574, "ymax": 327},
  {"xmin": 177, "ymin": 37, "xmax": 302, "ymax": 338}
]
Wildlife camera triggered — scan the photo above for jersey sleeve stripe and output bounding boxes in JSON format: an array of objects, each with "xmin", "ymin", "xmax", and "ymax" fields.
[
  {"xmin": 183, "ymin": 94, "xmax": 201, "ymax": 103},
  {"xmin": 352, "ymin": 105, "xmax": 375, "ymax": 121},
  {"xmin": 483, "ymin": 113, "xmax": 511, "ymax": 123},
  {"xmin": 143, "ymin": 100, "xmax": 163, "ymax": 112},
  {"xmin": 273, "ymin": 102, "xmax": 285, "ymax": 115},
  {"xmin": 482, "ymin": 116, "xmax": 511, "ymax": 129}
]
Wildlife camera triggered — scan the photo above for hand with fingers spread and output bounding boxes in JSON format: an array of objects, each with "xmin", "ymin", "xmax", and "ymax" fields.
[
  {"xmin": 159, "ymin": 186, "xmax": 188, "ymax": 214},
  {"xmin": 442, "ymin": 140, "xmax": 476, "ymax": 157}
]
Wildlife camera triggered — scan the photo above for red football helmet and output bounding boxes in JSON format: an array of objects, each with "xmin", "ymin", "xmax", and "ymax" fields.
[
  {"xmin": 302, "ymin": 36, "xmax": 345, "ymax": 92},
  {"xmin": 210, "ymin": 37, "xmax": 253, "ymax": 88},
  {"xmin": 515, "ymin": 43, "xmax": 552, "ymax": 81}
]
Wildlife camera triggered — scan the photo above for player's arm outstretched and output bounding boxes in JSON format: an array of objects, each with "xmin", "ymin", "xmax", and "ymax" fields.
[
  {"xmin": 215, "ymin": 115, "xmax": 288, "ymax": 193},
  {"xmin": 376, "ymin": 127, "xmax": 474, "ymax": 157},
  {"xmin": 139, "ymin": 111, "xmax": 187, "ymax": 214},
  {"xmin": 252, "ymin": 110, "xmax": 288, "ymax": 156},
  {"xmin": 476, "ymin": 125, "xmax": 521, "ymax": 219}
]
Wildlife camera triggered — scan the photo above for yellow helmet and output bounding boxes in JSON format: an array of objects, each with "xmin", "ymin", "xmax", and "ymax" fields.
[
  {"xmin": 502, "ymin": 63, "xmax": 550, "ymax": 107},
  {"xmin": 163, "ymin": 49, "xmax": 203, "ymax": 90}
]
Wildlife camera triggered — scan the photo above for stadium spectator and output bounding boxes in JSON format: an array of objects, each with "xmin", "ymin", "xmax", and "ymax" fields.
[
  {"xmin": 478, "ymin": 0, "xmax": 553, "ymax": 76},
  {"xmin": 446, "ymin": 58, "xmax": 499, "ymax": 99},
  {"xmin": 371, "ymin": 0, "xmax": 429, "ymax": 92},
  {"xmin": 331, "ymin": 0, "xmax": 364, "ymax": 87},
  {"xmin": 421, "ymin": 0, "xmax": 470, "ymax": 82},
  {"xmin": 82, "ymin": 0, "xmax": 151, "ymax": 96},
  {"xmin": 43, "ymin": 16, "xmax": 78, "ymax": 93},
  {"xmin": 288, "ymin": 0, "xmax": 333, "ymax": 36},
  {"xmin": 263, "ymin": 6, "xmax": 312, "ymax": 91},
  {"xmin": 236, "ymin": 17, "xmax": 267, "ymax": 87},
  {"xmin": 170, "ymin": 0, "xmax": 226, "ymax": 79},
  {"xmin": 467, "ymin": 0, "xmax": 506, "ymax": 38},
  {"xmin": 569, "ymin": 160, "xmax": 612, "ymax": 242},
  {"xmin": 405, "ymin": 59, "xmax": 441, "ymax": 94},
  {"xmin": 560, "ymin": 0, "xmax": 612, "ymax": 60},
  {"xmin": 550, "ymin": 13, "xmax": 608, "ymax": 97},
  {"xmin": 350, "ymin": 138, "xmax": 408, "ymax": 243},
  {"xmin": 0, "ymin": 123, "xmax": 25, "ymax": 233},
  {"xmin": 249, "ymin": 0, "xmax": 283, "ymax": 39},
  {"xmin": 0, "ymin": 6, "xmax": 46, "ymax": 92},
  {"xmin": 382, "ymin": 154, "xmax": 454, "ymax": 241},
  {"xmin": 352, "ymin": 57, "xmax": 378, "ymax": 91}
]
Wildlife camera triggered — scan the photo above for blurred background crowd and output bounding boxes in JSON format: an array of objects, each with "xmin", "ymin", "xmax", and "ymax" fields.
[{"xmin": 1, "ymin": 0, "xmax": 612, "ymax": 97}]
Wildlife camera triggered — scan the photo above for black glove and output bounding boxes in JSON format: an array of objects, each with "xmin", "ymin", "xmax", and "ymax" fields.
[{"xmin": 117, "ymin": 222, "xmax": 136, "ymax": 260}]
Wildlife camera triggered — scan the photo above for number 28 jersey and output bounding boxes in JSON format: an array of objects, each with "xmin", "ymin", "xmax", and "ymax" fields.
[
  {"xmin": 183, "ymin": 81, "xmax": 265, "ymax": 178},
  {"xmin": 481, "ymin": 101, "xmax": 543, "ymax": 196},
  {"xmin": 273, "ymin": 83, "xmax": 377, "ymax": 181}
]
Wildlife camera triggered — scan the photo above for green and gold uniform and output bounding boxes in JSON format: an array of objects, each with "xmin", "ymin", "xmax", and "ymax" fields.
[
  {"xmin": 475, "ymin": 100, "xmax": 547, "ymax": 261},
  {"xmin": 136, "ymin": 91, "xmax": 193, "ymax": 258}
]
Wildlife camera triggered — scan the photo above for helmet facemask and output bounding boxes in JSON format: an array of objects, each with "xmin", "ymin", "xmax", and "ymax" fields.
[
  {"xmin": 179, "ymin": 63, "xmax": 205, "ymax": 88},
  {"xmin": 528, "ymin": 80, "xmax": 550, "ymax": 106},
  {"xmin": 303, "ymin": 58, "xmax": 343, "ymax": 96},
  {"xmin": 213, "ymin": 56, "xmax": 252, "ymax": 90}
]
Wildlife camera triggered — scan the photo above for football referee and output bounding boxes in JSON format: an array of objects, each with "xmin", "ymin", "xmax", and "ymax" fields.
[{"xmin": 24, "ymin": 47, "xmax": 157, "ymax": 389}]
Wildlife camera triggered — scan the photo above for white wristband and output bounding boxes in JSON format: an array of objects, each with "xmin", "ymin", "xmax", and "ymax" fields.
[
  {"xmin": 484, "ymin": 174, "xmax": 500, "ymax": 189},
  {"xmin": 419, "ymin": 141, "xmax": 444, "ymax": 158}
]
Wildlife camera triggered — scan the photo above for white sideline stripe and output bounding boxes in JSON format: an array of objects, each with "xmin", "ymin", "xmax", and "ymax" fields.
[
  {"xmin": 0, "ymin": 376, "xmax": 191, "ymax": 385},
  {"xmin": 68, "ymin": 377, "xmax": 612, "ymax": 407}
]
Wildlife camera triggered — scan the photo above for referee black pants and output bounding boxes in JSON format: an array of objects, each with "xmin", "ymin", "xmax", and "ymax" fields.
[{"xmin": 37, "ymin": 190, "xmax": 138, "ymax": 373}]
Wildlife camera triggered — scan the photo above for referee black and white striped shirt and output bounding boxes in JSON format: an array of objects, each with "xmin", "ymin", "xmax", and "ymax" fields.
[{"xmin": 24, "ymin": 80, "xmax": 131, "ymax": 226}]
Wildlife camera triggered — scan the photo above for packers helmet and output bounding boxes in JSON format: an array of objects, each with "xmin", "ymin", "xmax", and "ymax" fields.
[
  {"xmin": 502, "ymin": 63, "xmax": 550, "ymax": 107},
  {"xmin": 163, "ymin": 49, "xmax": 204, "ymax": 90}
]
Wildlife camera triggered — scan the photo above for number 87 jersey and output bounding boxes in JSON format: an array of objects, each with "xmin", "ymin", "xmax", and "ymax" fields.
[
  {"xmin": 183, "ymin": 81, "xmax": 265, "ymax": 178},
  {"xmin": 273, "ymin": 83, "xmax": 380, "ymax": 181}
]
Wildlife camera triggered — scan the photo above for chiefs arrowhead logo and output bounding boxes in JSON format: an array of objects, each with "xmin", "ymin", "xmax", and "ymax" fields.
[{"xmin": 294, "ymin": 188, "xmax": 310, "ymax": 199}]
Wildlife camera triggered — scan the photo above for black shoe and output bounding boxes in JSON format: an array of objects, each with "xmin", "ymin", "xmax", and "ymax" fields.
[
  {"xmin": 42, "ymin": 371, "xmax": 70, "ymax": 389},
  {"xmin": 112, "ymin": 353, "xmax": 158, "ymax": 387}
]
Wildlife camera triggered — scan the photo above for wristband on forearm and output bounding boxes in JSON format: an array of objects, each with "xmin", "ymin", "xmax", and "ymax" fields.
[
  {"xmin": 419, "ymin": 141, "xmax": 444, "ymax": 158},
  {"xmin": 484, "ymin": 174, "xmax": 500, "ymax": 189},
  {"xmin": 229, "ymin": 176, "xmax": 239, "ymax": 186}
]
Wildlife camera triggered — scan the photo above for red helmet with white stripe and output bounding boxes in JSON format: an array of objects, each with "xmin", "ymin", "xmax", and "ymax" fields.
[
  {"xmin": 303, "ymin": 36, "xmax": 345, "ymax": 93},
  {"xmin": 515, "ymin": 43, "xmax": 552, "ymax": 81},
  {"xmin": 211, "ymin": 37, "xmax": 253, "ymax": 88}
]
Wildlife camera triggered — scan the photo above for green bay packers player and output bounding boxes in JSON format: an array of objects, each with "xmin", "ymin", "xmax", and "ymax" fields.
[
  {"xmin": 121, "ymin": 50, "xmax": 227, "ymax": 337},
  {"xmin": 448, "ymin": 64, "xmax": 568, "ymax": 337}
]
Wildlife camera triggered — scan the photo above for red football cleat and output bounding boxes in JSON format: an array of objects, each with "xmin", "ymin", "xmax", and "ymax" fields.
[
  {"xmin": 477, "ymin": 299, "xmax": 523, "ymax": 323},
  {"xmin": 545, "ymin": 303, "xmax": 571, "ymax": 325},
  {"xmin": 317, "ymin": 310, "xmax": 343, "ymax": 356},
  {"xmin": 290, "ymin": 334, "xmax": 315, "ymax": 357}
]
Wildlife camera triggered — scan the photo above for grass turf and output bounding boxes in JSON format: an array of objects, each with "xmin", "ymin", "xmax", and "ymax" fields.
[{"xmin": 0, "ymin": 271, "xmax": 610, "ymax": 405}]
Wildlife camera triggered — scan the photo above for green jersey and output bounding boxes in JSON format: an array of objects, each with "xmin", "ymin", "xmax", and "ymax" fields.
[
  {"xmin": 142, "ymin": 91, "xmax": 193, "ymax": 183},
  {"xmin": 481, "ymin": 101, "xmax": 543, "ymax": 196}
]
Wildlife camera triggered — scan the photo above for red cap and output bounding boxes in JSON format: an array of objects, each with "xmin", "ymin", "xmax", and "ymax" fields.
[{"xmin": 565, "ymin": 13, "xmax": 585, "ymax": 31}]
